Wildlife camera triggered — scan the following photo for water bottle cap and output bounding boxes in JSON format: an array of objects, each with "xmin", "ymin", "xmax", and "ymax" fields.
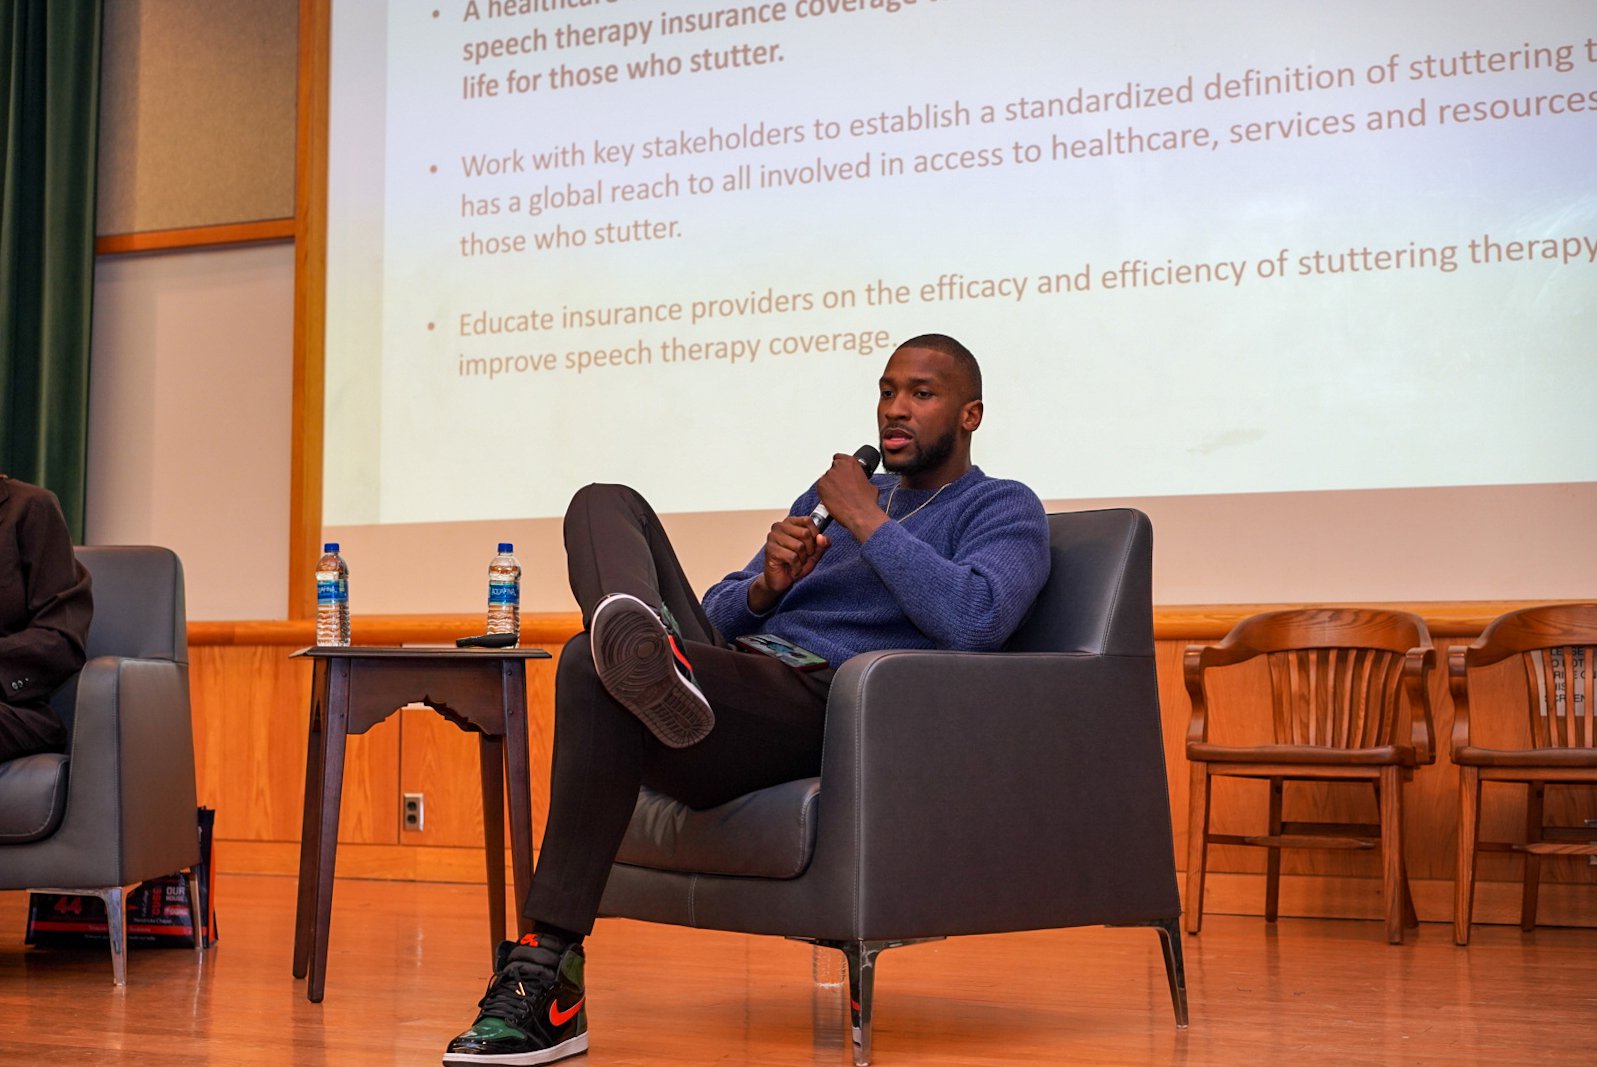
[
  {"xmin": 324, "ymin": 542, "xmax": 340, "ymax": 552},
  {"xmin": 497, "ymin": 543, "xmax": 514, "ymax": 553}
]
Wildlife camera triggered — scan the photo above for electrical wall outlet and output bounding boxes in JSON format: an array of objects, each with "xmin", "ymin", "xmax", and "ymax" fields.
[{"xmin": 403, "ymin": 792, "xmax": 425, "ymax": 832}]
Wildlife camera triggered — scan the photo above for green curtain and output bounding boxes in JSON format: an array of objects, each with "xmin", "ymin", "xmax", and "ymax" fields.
[{"xmin": 0, "ymin": 0, "xmax": 102, "ymax": 540}]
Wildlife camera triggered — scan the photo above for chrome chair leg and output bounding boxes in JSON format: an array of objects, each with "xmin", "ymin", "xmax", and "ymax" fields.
[
  {"xmin": 1151, "ymin": 917, "xmax": 1189, "ymax": 1028},
  {"xmin": 845, "ymin": 940, "xmax": 878, "ymax": 1067},
  {"xmin": 1113, "ymin": 917, "xmax": 1189, "ymax": 1028},
  {"xmin": 34, "ymin": 885, "xmax": 134, "ymax": 985},
  {"xmin": 184, "ymin": 867, "xmax": 207, "ymax": 950},
  {"xmin": 791, "ymin": 937, "xmax": 941, "ymax": 1065},
  {"xmin": 98, "ymin": 886, "xmax": 129, "ymax": 986}
]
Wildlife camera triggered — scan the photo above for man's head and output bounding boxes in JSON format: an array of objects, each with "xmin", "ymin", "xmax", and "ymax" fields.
[{"xmin": 877, "ymin": 334, "xmax": 984, "ymax": 489}]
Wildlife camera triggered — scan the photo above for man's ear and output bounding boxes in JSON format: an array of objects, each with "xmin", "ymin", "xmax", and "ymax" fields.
[{"xmin": 961, "ymin": 399, "xmax": 984, "ymax": 432}]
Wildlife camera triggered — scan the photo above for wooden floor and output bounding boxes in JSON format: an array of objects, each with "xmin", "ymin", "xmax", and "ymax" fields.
[{"xmin": 2, "ymin": 875, "xmax": 1595, "ymax": 1064}]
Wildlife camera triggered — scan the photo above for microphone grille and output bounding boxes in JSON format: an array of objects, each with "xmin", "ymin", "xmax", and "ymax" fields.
[{"xmin": 854, "ymin": 445, "xmax": 881, "ymax": 475}]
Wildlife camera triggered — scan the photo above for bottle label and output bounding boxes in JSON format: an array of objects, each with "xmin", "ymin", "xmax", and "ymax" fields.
[
  {"xmin": 488, "ymin": 578, "xmax": 519, "ymax": 606},
  {"xmin": 317, "ymin": 573, "xmax": 348, "ymax": 604}
]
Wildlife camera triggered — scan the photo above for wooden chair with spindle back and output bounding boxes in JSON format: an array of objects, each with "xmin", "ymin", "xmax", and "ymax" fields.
[
  {"xmin": 1184, "ymin": 607, "xmax": 1436, "ymax": 944},
  {"xmin": 1449, "ymin": 603, "xmax": 1597, "ymax": 945}
]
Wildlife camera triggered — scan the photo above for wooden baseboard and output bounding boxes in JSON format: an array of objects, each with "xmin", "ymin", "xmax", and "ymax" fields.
[
  {"xmin": 216, "ymin": 839, "xmax": 532, "ymax": 884},
  {"xmin": 212, "ymin": 840, "xmax": 1597, "ymax": 930},
  {"xmin": 1196, "ymin": 870, "xmax": 1597, "ymax": 928}
]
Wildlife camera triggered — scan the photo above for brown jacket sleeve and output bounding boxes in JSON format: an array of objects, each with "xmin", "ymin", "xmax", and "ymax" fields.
[{"xmin": 0, "ymin": 478, "xmax": 94, "ymax": 705}]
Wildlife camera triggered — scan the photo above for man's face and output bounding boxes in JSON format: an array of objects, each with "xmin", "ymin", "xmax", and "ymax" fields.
[{"xmin": 876, "ymin": 346, "xmax": 981, "ymax": 480}]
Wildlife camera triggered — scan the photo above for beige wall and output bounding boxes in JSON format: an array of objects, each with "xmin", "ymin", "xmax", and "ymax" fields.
[
  {"xmin": 84, "ymin": 4, "xmax": 1597, "ymax": 621},
  {"xmin": 89, "ymin": 1, "xmax": 299, "ymax": 619},
  {"xmin": 87, "ymin": 243, "xmax": 295, "ymax": 620}
]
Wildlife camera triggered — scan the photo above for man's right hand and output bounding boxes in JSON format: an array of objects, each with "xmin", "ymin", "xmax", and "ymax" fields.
[{"xmin": 747, "ymin": 515, "xmax": 828, "ymax": 614}]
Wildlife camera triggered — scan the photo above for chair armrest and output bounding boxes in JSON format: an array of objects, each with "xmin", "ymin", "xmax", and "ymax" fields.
[
  {"xmin": 1181, "ymin": 636, "xmax": 1270, "ymax": 751},
  {"xmin": 1403, "ymin": 644, "xmax": 1437, "ymax": 764},
  {"xmin": 48, "ymin": 656, "xmax": 200, "ymax": 885},
  {"xmin": 1447, "ymin": 645, "xmax": 1473, "ymax": 758},
  {"xmin": 1182, "ymin": 643, "xmax": 1213, "ymax": 748},
  {"xmin": 815, "ymin": 648, "xmax": 1179, "ymax": 935}
]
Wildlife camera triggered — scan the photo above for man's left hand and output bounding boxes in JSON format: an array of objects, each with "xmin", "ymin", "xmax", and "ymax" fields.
[{"xmin": 816, "ymin": 453, "xmax": 887, "ymax": 542}]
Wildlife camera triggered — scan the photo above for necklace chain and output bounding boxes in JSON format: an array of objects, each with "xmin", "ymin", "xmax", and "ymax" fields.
[{"xmin": 885, "ymin": 481, "xmax": 950, "ymax": 523}]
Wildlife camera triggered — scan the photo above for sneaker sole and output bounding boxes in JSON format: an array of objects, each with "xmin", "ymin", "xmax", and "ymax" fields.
[
  {"xmin": 441, "ymin": 1031, "xmax": 588, "ymax": 1065},
  {"xmin": 590, "ymin": 594, "xmax": 713, "ymax": 748}
]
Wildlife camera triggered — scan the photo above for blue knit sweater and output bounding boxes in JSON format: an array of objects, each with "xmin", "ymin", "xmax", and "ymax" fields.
[{"xmin": 702, "ymin": 467, "xmax": 1051, "ymax": 666}]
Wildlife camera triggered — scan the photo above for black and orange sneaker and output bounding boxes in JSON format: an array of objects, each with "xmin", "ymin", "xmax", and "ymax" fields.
[
  {"xmin": 442, "ymin": 935, "xmax": 588, "ymax": 1065},
  {"xmin": 589, "ymin": 592, "xmax": 713, "ymax": 748}
]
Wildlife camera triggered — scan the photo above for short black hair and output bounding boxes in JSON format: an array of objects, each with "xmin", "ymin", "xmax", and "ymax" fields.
[{"xmin": 895, "ymin": 333, "xmax": 982, "ymax": 401}]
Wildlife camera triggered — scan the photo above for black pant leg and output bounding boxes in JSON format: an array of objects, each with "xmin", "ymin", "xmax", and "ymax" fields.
[
  {"xmin": 563, "ymin": 483, "xmax": 718, "ymax": 642},
  {"xmin": 523, "ymin": 634, "xmax": 650, "ymax": 935},
  {"xmin": 524, "ymin": 633, "xmax": 827, "ymax": 936},
  {"xmin": 0, "ymin": 702, "xmax": 67, "ymax": 762},
  {"xmin": 531, "ymin": 483, "xmax": 828, "ymax": 935}
]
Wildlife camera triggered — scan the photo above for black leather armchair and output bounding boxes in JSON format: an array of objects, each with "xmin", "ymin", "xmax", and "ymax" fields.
[
  {"xmin": 600, "ymin": 509, "xmax": 1186, "ymax": 1063},
  {"xmin": 0, "ymin": 546, "xmax": 202, "ymax": 984}
]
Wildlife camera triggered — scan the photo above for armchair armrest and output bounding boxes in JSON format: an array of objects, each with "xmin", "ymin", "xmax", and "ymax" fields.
[
  {"xmin": 815, "ymin": 647, "xmax": 1178, "ymax": 938},
  {"xmin": 43, "ymin": 656, "xmax": 200, "ymax": 887}
]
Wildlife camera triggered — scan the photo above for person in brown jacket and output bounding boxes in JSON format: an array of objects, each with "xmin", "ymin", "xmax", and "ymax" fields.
[{"xmin": 0, "ymin": 475, "xmax": 93, "ymax": 762}]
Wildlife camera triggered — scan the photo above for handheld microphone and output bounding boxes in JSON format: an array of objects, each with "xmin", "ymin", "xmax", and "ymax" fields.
[{"xmin": 808, "ymin": 445, "xmax": 882, "ymax": 533}]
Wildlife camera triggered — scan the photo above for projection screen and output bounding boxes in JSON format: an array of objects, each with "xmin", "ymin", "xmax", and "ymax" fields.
[{"xmin": 321, "ymin": 1, "xmax": 1596, "ymax": 613}]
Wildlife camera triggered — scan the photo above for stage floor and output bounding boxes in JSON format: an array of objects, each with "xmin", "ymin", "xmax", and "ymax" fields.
[{"xmin": 2, "ymin": 874, "xmax": 1595, "ymax": 1064}]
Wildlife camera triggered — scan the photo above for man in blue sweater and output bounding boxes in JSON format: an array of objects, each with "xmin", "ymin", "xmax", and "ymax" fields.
[{"xmin": 444, "ymin": 333, "xmax": 1051, "ymax": 1066}]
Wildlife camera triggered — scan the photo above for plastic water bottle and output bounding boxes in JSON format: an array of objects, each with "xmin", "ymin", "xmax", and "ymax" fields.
[
  {"xmin": 486, "ymin": 543, "xmax": 521, "ymax": 641},
  {"xmin": 812, "ymin": 944, "xmax": 845, "ymax": 989},
  {"xmin": 315, "ymin": 543, "xmax": 350, "ymax": 646}
]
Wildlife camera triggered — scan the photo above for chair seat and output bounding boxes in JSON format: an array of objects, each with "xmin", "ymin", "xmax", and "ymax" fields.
[
  {"xmin": 0, "ymin": 754, "xmax": 70, "ymax": 844},
  {"xmin": 616, "ymin": 779, "xmax": 820, "ymax": 879},
  {"xmin": 1453, "ymin": 745, "xmax": 1597, "ymax": 771},
  {"xmin": 1188, "ymin": 743, "xmax": 1414, "ymax": 767}
]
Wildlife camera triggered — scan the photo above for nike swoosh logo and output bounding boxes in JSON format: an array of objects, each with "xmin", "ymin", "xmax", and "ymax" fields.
[{"xmin": 549, "ymin": 996, "xmax": 584, "ymax": 1027}]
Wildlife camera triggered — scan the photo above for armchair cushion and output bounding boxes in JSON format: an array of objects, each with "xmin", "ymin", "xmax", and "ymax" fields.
[
  {"xmin": 617, "ymin": 779, "xmax": 821, "ymax": 879},
  {"xmin": 0, "ymin": 753, "xmax": 69, "ymax": 843}
]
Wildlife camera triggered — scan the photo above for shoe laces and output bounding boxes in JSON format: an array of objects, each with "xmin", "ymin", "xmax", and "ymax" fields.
[
  {"xmin": 477, "ymin": 943, "xmax": 560, "ymax": 1023},
  {"xmin": 656, "ymin": 603, "xmax": 700, "ymax": 681}
]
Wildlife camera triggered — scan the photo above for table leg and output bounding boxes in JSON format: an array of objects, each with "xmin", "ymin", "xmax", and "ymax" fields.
[
  {"xmin": 479, "ymin": 734, "xmax": 507, "ymax": 950},
  {"xmin": 308, "ymin": 661, "xmax": 352, "ymax": 1002},
  {"xmin": 501, "ymin": 661, "xmax": 535, "ymax": 939},
  {"xmin": 293, "ymin": 659, "xmax": 329, "ymax": 980}
]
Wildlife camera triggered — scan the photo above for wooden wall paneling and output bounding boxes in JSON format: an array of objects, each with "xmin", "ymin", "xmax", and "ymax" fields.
[
  {"xmin": 1155, "ymin": 639, "xmax": 1196, "ymax": 874},
  {"xmin": 399, "ymin": 707, "xmax": 491, "ymax": 850},
  {"xmin": 339, "ymin": 724, "xmax": 401, "ymax": 847},
  {"xmin": 188, "ymin": 643, "xmax": 398, "ymax": 847},
  {"xmin": 216, "ymin": 841, "xmax": 511, "ymax": 882},
  {"xmin": 524, "ymin": 649, "xmax": 561, "ymax": 851},
  {"xmin": 190, "ymin": 644, "xmax": 312, "ymax": 842},
  {"xmin": 394, "ymin": 645, "xmax": 564, "ymax": 864},
  {"xmin": 184, "ymin": 612, "xmax": 1595, "ymax": 929},
  {"xmin": 1405, "ymin": 638, "xmax": 1463, "ymax": 883}
]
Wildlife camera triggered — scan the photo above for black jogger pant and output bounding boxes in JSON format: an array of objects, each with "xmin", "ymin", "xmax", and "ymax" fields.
[{"xmin": 524, "ymin": 484, "xmax": 830, "ymax": 935}]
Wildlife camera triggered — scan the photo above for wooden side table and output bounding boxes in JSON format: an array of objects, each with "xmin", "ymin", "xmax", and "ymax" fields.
[{"xmin": 288, "ymin": 646, "xmax": 551, "ymax": 1002}]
